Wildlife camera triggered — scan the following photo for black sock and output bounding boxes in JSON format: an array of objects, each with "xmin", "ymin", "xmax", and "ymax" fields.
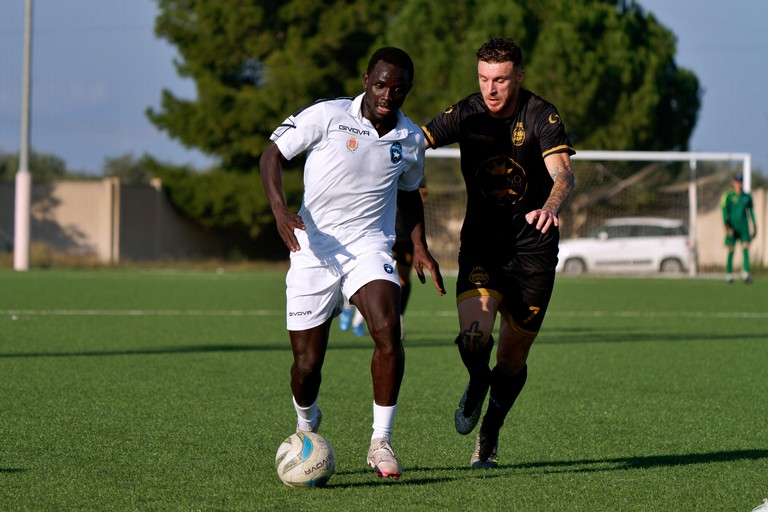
[
  {"xmin": 400, "ymin": 280, "xmax": 411, "ymax": 315},
  {"xmin": 456, "ymin": 335, "xmax": 494, "ymax": 381},
  {"xmin": 481, "ymin": 364, "xmax": 528, "ymax": 434},
  {"xmin": 456, "ymin": 336, "xmax": 494, "ymax": 414}
]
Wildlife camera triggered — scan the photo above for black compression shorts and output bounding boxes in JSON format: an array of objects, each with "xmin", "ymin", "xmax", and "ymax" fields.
[{"xmin": 392, "ymin": 239, "xmax": 414, "ymax": 265}]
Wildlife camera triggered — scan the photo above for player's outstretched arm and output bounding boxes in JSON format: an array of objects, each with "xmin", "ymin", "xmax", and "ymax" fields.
[
  {"xmin": 399, "ymin": 188, "xmax": 445, "ymax": 296},
  {"xmin": 526, "ymin": 152, "xmax": 575, "ymax": 233},
  {"xmin": 259, "ymin": 142, "xmax": 305, "ymax": 252}
]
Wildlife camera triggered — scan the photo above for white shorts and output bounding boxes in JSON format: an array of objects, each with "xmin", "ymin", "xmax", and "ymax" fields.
[{"xmin": 285, "ymin": 243, "xmax": 400, "ymax": 331}]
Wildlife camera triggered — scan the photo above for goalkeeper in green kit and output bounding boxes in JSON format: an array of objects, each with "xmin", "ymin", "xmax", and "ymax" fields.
[{"xmin": 721, "ymin": 173, "xmax": 757, "ymax": 284}]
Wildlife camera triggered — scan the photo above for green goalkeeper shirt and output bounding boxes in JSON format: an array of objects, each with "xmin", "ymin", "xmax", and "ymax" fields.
[{"xmin": 721, "ymin": 188, "xmax": 756, "ymax": 234}]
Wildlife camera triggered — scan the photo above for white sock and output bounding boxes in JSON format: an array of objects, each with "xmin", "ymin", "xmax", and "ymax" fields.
[
  {"xmin": 371, "ymin": 402, "xmax": 397, "ymax": 442},
  {"xmin": 293, "ymin": 396, "xmax": 319, "ymax": 430}
]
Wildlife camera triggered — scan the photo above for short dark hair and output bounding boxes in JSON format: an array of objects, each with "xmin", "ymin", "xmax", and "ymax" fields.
[
  {"xmin": 476, "ymin": 38, "xmax": 524, "ymax": 68},
  {"xmin": 367, "ymin": 47, "xmax": 415, "ymax": 82}
]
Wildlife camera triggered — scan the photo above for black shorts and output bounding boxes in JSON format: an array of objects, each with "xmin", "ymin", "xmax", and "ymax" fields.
[{"xmin": 456, "ymin": 248, "xmax": 557, "ymax": 332}]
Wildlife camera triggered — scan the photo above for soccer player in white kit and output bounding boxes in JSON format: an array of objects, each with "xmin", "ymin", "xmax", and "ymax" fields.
[{"xmin": 259, "ymin": 47, "xmax": 445, "ymax": 480}]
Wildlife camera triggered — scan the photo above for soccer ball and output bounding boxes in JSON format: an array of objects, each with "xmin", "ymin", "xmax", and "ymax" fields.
[{"xmin": 274, "ymin": 432, "xmax": 336, "ymax": 487}]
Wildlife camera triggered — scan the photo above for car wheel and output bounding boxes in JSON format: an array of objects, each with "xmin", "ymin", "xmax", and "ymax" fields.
[
  {"xmin": 660, "ymin": 258, "xmax": 684, "ymax": 273},
  {"xmin": 563, "ymin": 258, "xmax": 587, "ymax": 274}
]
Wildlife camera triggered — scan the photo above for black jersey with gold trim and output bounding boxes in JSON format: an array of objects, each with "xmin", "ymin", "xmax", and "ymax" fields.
[{"xmin": 422, "ymin": 90, "xmax": 575, "ymax": 254}]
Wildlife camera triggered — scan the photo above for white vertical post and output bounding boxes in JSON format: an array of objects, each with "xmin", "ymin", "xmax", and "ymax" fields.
[
  {"xmin": 151, "ymin": 178, "xmax": 162, "ymax": 259},
  {"xmin": 743, "ymin": 153, "xmax": 752, "ymax": 193},
  {"xmin": 13, "ymin": 0, "xmax": 33, "ymax": 271},
  {"xmin": 687, "ymin": 159, "xmax": 698, "ymax": 276},
  {"xmin": 111, "ymin": 178, "xmax": 120, "ymax": 263}
]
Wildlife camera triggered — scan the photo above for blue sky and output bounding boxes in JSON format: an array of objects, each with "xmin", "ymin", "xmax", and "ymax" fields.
[
  {"xmin": 1, "ymin": 0, "xmax": 766, "ymax": 175},
  {"xmin": 0, "ymin": 0, "xmax": 214, "ymax": 172},
  {"xmin": 640, "ymin": 0, "xmax": 767, "ymax": 174}
]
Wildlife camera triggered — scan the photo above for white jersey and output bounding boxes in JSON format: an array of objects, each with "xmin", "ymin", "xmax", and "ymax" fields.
[{"xmin": 270, "ymin": 93, "xmax": 425, "ymax": 259}]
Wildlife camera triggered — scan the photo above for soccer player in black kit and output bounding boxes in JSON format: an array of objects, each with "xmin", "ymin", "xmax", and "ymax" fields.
[
  {"xmin": 392, "ymin": 178, "xmax": 427, "ymax": 341},
  {"xmin": 421, "ymin": 38, "xmax": 576, "ymax": 468}
]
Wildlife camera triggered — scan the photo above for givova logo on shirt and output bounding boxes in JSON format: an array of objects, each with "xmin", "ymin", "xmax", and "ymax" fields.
[{"xmin": 390, "ymin": 142, "xmax": 402, "ymax": 164}]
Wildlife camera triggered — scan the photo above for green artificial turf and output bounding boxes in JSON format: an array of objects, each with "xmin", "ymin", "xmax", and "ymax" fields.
[{"xmin": 1, "ymin": 269, "xmax": 766, "ymax": 511}]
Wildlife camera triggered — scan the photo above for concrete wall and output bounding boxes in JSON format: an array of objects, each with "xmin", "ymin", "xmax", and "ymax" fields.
[
  {"xmin": 1, "ymin": 179, "xmax": 765, "ymax": 269},
  {"xmin": 0, "ymin": 178, "xmax": 231, "ymax": 263},
  {"xmin": 35, "ymin": 179, "xmax": 118, "ymax": 260},
  {"xmin": 119, "ymin": 179, "xmax": 228, "ymax": 261},
  {"xmin": 0, "ymin": 182, "xmax": 16, "ymax": 248}
]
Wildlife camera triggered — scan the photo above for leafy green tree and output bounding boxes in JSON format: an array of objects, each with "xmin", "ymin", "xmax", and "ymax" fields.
[
  {"xmin": 0, "ymin": 149, "xmax": 68, "ymax": 183},
  {"xmin": 374, "ymin": 0, "xmax": 532, "ymax": 125},
  {"xmin": 147, "ymin": 0, "xmax": 409, "ymax": 257},
  {"xmin": 148, "ymin": 0, "xmax": 406, "ymax": 171},
  {"xmin": 146, "ymin": 0, "xmax": 701, "ymax": 259},
  {"xmin": 380, "ymin": 0, "xmax": 700, "ymax": 151},
  {"xmin": 103, "ymin": 153, "xmax": 154, "ymax": 185},
  {"xmin": 144, "ymin": 156, "xmax": 303, "ymax": 256}
]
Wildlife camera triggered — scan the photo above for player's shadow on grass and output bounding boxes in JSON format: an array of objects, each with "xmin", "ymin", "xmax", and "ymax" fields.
[
  {"xmin": 1, "ymin": 325, "xmax": 764, "ymax": 358},
  {"xmin": 0, "ymin": 344, "xmax": 282, "ymax": 358},
  {"xmin": 537, "ymin": 326, "xmax": 768, "ymax": 344},
  {"xmin": 322, "ymin": 468, "xmax": 473, "ymax": 488},
  {"xmin": 511, "ymin": 448, "xmax": 768, "ymax": 475},
  {"xmin": 0, "ymin": 340, "xmax": 430, "ymax": 358},
  {"xmin": 326, "ymin": 448, "xmax": 768, "ymax": 488}
]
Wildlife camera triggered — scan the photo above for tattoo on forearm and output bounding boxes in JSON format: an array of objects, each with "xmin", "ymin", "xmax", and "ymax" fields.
[{"xmin": 543, "ymin": 160, "xmax": 575, "ymax": 215}]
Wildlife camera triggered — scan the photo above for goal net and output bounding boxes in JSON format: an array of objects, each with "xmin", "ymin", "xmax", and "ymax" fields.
[{"xmin": 423, "ymin": 149, "xmax": 753, "ymax": 274}]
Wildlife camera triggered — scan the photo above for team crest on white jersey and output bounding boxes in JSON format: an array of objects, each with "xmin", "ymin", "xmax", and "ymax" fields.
[
  {"xmin": 390, "ymin": 142, "xmax": 403, "ymax": 164},
  {"xmin": 346, "ymin": 136, "xmax": 358, "ymax": 152},
  {"xmin": 384, "ymin": 264, "xmax": 394, "ymax": 274}
]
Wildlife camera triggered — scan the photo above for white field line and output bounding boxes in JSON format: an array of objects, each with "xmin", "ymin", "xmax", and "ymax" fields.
[
  {"xmin": 0, "ymin": 309, "xmax": 280, "ymax": 317},
  {"xmin": 546, "ymin": 311, "xmax": 768, "ymax": 319},
  {"xmin": 1, "ymin": 309, "xmax": 767, "ymax": 319}
]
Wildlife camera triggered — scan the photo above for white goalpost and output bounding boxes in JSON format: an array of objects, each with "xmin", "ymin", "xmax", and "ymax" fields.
[
  {"xmin": 13, "ymin": 0, "xmax": 33, "ymax": 272},
  {"xmin": 423, "ymin": 148, "xmax": 754, "ymax": 275}
]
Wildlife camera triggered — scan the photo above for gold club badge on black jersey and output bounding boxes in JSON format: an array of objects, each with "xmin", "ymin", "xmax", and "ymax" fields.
[{"xmin": 512, "ymin": 122, "xmax": 525, "ymax": 146}]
